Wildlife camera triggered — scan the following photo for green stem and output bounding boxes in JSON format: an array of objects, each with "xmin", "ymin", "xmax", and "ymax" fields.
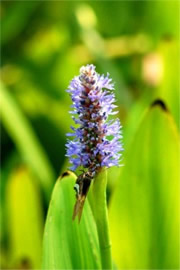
[{"xmin": 88, "ymin": 169, "xmax": 112, "ymax": 269}]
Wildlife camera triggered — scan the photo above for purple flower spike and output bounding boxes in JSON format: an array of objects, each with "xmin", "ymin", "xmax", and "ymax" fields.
[{"xmin": 65, "ymin": 64, "xmax": 123, "ymax": 176}]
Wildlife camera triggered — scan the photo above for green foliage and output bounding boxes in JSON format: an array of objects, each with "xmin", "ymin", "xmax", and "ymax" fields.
[
  {"xmin": 157, "ymin": 40, "xmax": 179, "ymax": 129},
  {"xmin": 0, "ymin": 82, "xmax": 55, "ymax": 200},
  {"xmin": 1, "ymin": 1, "xmax": 179, "ymax": 269},
  {"xmin": 6, "ymin": 167, "xmax": 44, "ymax": 269},
  {"xmin": 42, "ymin": 172, "xmax": 101, "ymax": 269},
  {"xmin": 88, "ymin": 170, "xmax": 112, "ymax": 269},
  {"xmin": 109, "ymin": 102, "xmax": 179, "ymax": 269},
  {"xmin": 1, "ymin": 1, "xmax": 40, "ymax": 45}
]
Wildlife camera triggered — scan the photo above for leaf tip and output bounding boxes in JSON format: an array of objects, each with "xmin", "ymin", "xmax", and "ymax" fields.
[
  {"xmin": 60, "ymin": 170, "xmax": 75, "ymax": 180},
  {"xmin": 150, "ymin": 99, "xmax": 168, "ymax": 112}
]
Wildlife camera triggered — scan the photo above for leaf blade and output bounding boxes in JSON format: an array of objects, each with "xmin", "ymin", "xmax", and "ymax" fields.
[
  {"xmin": 42, "ymin": 172, "xmax": 101, "ymax": 269},
  {"xmin": 6, "ymin": 167, "xmax": 44, "ymax": 269},
  {"xmin": 0, "ymin": 82, "xmax": 55, "ymax": 200},
  {"xmin": 109, "ymin": 101, "xmax": 180, "ymax": 269}
]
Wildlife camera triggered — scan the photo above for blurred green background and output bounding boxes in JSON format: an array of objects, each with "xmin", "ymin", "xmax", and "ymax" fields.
[{"xmin": 0, "ymin": 1, "xmax": 179, "ymax": 269}]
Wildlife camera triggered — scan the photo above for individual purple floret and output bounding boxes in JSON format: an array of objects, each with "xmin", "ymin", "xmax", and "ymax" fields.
[{"xmin": 65, "ymin": 64, "xmax": 123, "ymax": 176}]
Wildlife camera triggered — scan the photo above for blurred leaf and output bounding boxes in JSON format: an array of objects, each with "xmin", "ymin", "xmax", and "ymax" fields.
[
  {"xmin": 0, "ymin": 82, "xmax": 55, "ymax": 200},
  {"xmin": 157, "ymin": 40, "xmax": 179, "ymax": 129},
  {"xmin": 6, "ymin": 167, "xmax": 44, "ymax": 269},
  {"xmin": 13, "ymin": 81, "xmax": 72, "ymax": 134},
  {"xmin": 42, "ymin": 171, "xmax": 101, "ymax": 269},
  {"xmin": 0, "ymin": 152, "xmax": 19, "ymax": 253},
  {"xmin": 109, "ymin": 100, "xmax": 179, "ymax": 269},
  {"xmin": 1, "ymin": 1, "xmax": 40, "ymax": 45},
  {"xmin": 124, "ymin": 40, "xmax": 179, "ymax": 150},
  {"xmin": 75, "ymin": 3, "xmax": 132, "ymax": 109},
  {"xmin": 23, "ymin": 26, "xmax": 69, "ymax": 64},
  {"xmin": 142, "ymin": 1, "xmax": 179, "ymax": 41},
  {"xmin": 123, "ymin": 89, "xmax": 152, "ymax": 149}
]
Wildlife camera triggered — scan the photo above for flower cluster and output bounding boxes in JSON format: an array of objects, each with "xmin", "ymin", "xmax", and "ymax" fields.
[{"xmin": 66, "ymin": 64, "xmax": 123, "ymax": 176}]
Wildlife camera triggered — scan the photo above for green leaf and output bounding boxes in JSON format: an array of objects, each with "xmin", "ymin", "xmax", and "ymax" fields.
[
  {"xmin": 88, "ymin": 170, "xmax": 113, "ymax": 269},
  {"xmin": 0, "ymin": 153, "xmax": 20, "ymax": 266},
  {"xmin": 142, "ymin": 1, "xmax": 179, "ymax": 41},
  {"xmin": 109, "ymin": 100, "xmax": 179, "ymax": 269},
  {"xmin": 0, "ymin": 82, "xmax": 55, "ymax": 200},
  {"xmin": 157, "ymin": 40, "xmax": 179, "ymax": 129},
  {"xmin": 42, "ymin": 172, "xmax": 101, "ymax": 269},
  {"xmin": 6, "ymin": 167, "xmax": 44, "ymax": 269}
]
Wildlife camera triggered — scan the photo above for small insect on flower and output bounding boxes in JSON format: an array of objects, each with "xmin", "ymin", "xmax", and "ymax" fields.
[{"xmin": 65, "ymin": 64, "xmax": 123, "ymax": 221}]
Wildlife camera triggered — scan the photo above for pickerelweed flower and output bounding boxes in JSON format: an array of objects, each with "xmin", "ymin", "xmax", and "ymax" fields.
[{"xmin": 66, "ymin": 64, "xmax": 123, "ymax": 177}]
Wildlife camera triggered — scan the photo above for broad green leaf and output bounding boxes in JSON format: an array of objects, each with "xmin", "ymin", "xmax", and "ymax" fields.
[
  {"xmin": 0, "ymin": 82, "xmax": 55, "ymax": 200},
  {"xmin": 42, "ymin": 172, "xmax": 101, "ymax": 269},
  {"xmin": 109, "ymin": 101, "xmax": 179, "ymax": 269},
  {"xmin": 124, "ymin": 40, "xmax": 179, "ymax": 151},
  {"xmin": 6, "ymin": 167, "xmax": 44, "ymax": 269}
]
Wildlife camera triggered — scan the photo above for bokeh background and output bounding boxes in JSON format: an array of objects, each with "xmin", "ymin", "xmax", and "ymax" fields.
[{"xmin": 0, "ymin": 1, "xmax": 179, "ymax": 269}]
